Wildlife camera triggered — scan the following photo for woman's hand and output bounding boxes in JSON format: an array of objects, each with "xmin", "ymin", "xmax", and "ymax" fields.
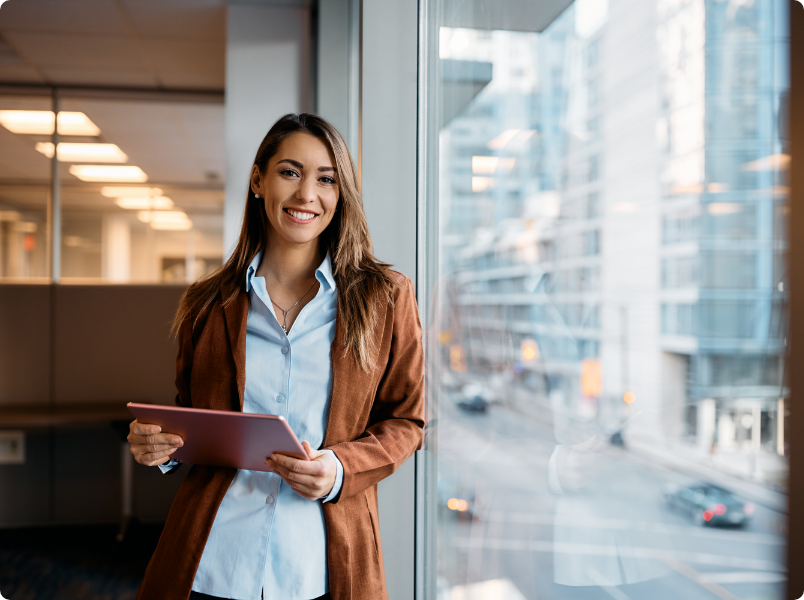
[
  {"xmin": 127, "ymin": 419, "xmax": 184, "ymax": 466},
  {"xmin": 265, "ymin": 441, "xmax": 337, "ymax": 500}
]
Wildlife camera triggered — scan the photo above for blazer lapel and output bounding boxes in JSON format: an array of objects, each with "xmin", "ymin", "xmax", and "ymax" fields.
[{"xmin": 223, "ymin": 291, "xmax": 249, "ymax": 411}]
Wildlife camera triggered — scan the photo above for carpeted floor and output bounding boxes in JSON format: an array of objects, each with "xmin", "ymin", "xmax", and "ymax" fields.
[{"xmin": 0, "ymin": 522, "xmax": 163, "ymax": 600}]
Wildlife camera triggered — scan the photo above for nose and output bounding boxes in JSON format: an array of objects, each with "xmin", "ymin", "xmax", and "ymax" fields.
[{"xmin": 296, "ymin": 174, "xmax": 317, "ymax": 203}]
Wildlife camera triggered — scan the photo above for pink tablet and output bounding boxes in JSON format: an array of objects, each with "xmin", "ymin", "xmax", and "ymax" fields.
[{"xmin": 127, "ymin": 403, "xmax": 308, "ymax": 472}]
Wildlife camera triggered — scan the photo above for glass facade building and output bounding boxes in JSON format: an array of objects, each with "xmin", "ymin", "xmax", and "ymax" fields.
[{"xmin": 424, "ymin": 0, "xmax": 789, "ymax": 598}]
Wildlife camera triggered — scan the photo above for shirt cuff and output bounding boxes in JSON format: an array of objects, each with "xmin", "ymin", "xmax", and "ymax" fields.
[
  {"xmin": 320, "ymin": 449, "xmax": 343, "ymax": 503},
  {"xmin": 158, "ymin": 458, "xmax": 180, "ymax": 474},
  {"xmin": 547, "ymin": 445, "xmax": 565, "ymax": 495}
]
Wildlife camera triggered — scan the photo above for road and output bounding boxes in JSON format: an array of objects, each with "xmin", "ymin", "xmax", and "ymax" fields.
[{"xmin": 435, "ymin": 395, "xmax": 787, "ymax": 600}]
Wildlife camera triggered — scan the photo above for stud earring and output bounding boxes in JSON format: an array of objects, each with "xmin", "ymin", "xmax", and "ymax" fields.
[{"xmin": 255, "ymin": 193, "xmax": 260, "ymax": 198}]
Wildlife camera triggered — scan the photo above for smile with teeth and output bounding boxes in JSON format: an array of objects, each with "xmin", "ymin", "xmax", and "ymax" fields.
[{"xmin": 285, "ymin": 208, "xmax": 317, "ymax": 221}]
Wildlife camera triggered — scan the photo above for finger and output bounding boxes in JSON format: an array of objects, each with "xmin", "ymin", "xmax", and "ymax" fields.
[
  {"xmin": 269, "ymin": 453, "xmax": 324, "ymax": 476},
  {"xmin": 265, "ymin": 459, "xmax": 322, "ymax": 486},
  {"xmin": 302, "ymin": 440, "xmax": 322, "ymax": 460},
  {"xmin": 131, "ymin": 420, "xmax": 162, "ymax": 436},
  {"xmin": 142, "ymin": 447, "xmax": 178, "ymax": 465},
  {"xmin": 136, "ymin": 442, "xmax": 176, "ymax": 454},
  {"xmin": 142, "ymin": 433, "xmax": 183, "ymax": 448},
  {"xmin": 285, "ymin": 479, "xmax": 323, "ymax": 500}
]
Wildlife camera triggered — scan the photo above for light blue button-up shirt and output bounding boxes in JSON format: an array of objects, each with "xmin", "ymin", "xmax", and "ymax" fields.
[{"xmin": 163, "ymin": 251, "xmax": 343, "ymax": 600}]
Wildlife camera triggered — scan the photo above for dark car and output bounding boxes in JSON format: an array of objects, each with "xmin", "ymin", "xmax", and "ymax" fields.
[
  {"xmin": 455, "ymin": 383, "xmax": 489, "ymax": 413},
  {"xmin": 437, "ymin": 480, "xmax": 478, "ymax": 520},
  {"xmin": 664, "ymin": 483, "xmax": 755, "ymax": 527}
]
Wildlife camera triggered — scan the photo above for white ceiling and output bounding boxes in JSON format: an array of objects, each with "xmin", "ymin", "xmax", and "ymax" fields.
[
  {"xmin": 0, "ymin": 0, "xmax": 227, "ymax": 212},
  {"xmin": 0, "ymin": 0, "xmax": 226, "ymax": 89}
]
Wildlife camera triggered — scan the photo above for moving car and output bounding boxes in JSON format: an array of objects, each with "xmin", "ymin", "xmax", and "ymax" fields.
[{"xmin": 664, "ymin": 483, "xmax": 755, "ymax": 527}]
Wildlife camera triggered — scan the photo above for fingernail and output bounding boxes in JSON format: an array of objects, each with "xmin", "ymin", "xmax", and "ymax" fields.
[{"xmin": 169, "ymin": 448, "xmax": 177, "ymax": 454}]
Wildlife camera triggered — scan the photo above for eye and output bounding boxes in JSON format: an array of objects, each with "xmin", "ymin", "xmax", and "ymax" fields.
[
  {"xmin": 280, "ymin": 168, "xmax": 299, "ymax": 178},
  {"xmin": 320, "ymin": 176, "xmax": 337, "ymax": 185}
]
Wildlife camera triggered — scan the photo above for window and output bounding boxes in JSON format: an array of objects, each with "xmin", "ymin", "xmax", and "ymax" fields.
[
  {"xmin": 421, "ymin": 1, "xmax": 789, "ymax": 598},
  {"xmin": 0, "ymin": 92, "xmax": 224, "ymax": 283}
]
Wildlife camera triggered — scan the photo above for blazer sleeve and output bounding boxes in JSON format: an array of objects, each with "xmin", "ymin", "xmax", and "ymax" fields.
[{"xmin": 327, "ymin": 277, "xmax": 426, "ymax": 501}]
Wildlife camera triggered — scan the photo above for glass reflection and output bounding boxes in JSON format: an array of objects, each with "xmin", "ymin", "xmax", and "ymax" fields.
[{"xmin": 426, "ymin": 1, "xmax": 788, "ymax": 598}]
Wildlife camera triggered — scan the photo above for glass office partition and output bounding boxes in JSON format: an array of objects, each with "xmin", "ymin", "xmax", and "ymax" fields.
[
  {"xmin": 0, "ymin": 94, "xmax": 52, "ymax": 280},
  {"xmin": 0, "ymin": 91, "xmax": 224, "ymax": 284},
  {"xmin": 421, "ymin": 1, "xmax": 789, "ymax": 598},
  {"xmin": 58, "ymin": 97, "xmax": 224, "ymax": 282}
]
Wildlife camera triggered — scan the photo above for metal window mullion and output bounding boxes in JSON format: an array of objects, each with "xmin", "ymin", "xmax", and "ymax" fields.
[{"xmin": 48, "ymin": 87, "xmax": 60, "ymax": 283}]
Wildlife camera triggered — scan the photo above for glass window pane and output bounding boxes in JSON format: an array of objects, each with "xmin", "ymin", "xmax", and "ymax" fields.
[
  {"xmin": 422, "ymin": 1, "xmax": 789, "ymax": 598},
  {"xmin": 58, "ymin": 97, "xmax": 224, "ymax": 283},
  {"xmin": 0, "ymin": 94, "xmax": 52, "ymax": 280}
]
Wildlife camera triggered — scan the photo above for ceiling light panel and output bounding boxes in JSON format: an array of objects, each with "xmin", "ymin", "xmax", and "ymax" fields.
[
  {"xmin": 116, "ymin": 197, "xmax": 174, "ymax": 210},
  {"xmin": 0, "ymin": 111, "xmax": 100, "ymax": 135},
  {"xmin": 69, "ymin": 165, "xmax": 148, "ymax": 182},
  {"xmin": 35, "ymin": 142, "xmax": 128, "ymax": 163},
  {"xmin": 101, "ymin": 186, "xmax": 163, "ymax": 198}
]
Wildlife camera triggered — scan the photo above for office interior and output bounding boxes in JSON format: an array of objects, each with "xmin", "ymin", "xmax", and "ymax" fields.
[{"xmin": 0, "ymin": 0, "xmax": 802, "ymax": 599}]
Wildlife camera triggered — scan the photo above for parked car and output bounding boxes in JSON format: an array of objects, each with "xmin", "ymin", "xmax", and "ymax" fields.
[
  {"xmin": 455, "ymin": 382, "xmax": 489, "ymax": 413},
  {"xmin": 664, "ymin": 483, "xmax": 755, "ymax": 527}
]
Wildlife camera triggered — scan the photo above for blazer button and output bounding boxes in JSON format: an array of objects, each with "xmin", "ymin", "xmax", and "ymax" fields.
[{"xmin": 276, "ymin": 394, "xmax": 285, "ymax": 403}]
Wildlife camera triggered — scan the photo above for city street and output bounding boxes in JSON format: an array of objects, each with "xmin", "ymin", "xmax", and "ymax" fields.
[{"xmin": 435, "ymin": 395, "xmax": 787, "ymax": 600}]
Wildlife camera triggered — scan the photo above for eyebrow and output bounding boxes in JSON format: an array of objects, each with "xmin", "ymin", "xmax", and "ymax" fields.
[{"xmin": 277, "ymin": 158, "xmax": 337, "ymax": 173}]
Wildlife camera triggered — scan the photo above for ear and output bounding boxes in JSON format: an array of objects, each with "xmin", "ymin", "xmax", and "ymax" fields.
[{"xmin": 249, "ymin": 164, "xmax": 263, "ymax": 196}]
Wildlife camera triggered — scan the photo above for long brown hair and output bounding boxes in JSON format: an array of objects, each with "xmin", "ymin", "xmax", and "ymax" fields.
[{"xmin": 172, "ymin": 113, "xmax": 397, "ymax": 372}]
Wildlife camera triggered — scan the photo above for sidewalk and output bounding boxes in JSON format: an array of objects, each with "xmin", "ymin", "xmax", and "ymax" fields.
[{"xmin": 625, "ymin": 435, "xmax": 788, "ymax": 513}]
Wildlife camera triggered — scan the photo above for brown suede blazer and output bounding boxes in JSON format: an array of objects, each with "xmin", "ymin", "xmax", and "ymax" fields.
[{"xmin": 135, "ymin": 273, "xmax": 425, "ymax": 600}]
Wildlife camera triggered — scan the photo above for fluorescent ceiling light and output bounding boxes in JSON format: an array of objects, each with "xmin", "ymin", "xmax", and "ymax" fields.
[
  {"xmin": 35, "ymin": 142, "xmax": 127, "ymax": 163},
  {"xmin": 138, "ymin": 210, "xmax": 187, "ymax": 223},
  {"xmin": 151, "ymin": 220, "xmax": 193, "ymax": 231},
  {"xmin": 138, "ymin": 210, "xmax": 192, "ymax": 230},
  {"xmin": 116, "ymin": 197, "xmax": 174, "ymax": 210},
  {"xmin": 0, "ymin": 111, "xmax": 100, "ymax": 135},
  {"xmin": 69, "ymin": 165, "xmax": 148, "ymax": 182},
  {"xmin": 101, "ymin": 186, "xmax": 163, "ymax": 198}
]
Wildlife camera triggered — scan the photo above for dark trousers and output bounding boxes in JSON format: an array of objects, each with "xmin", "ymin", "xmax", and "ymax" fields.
[{"xmin": 189, "ymin": 593, "xmax": 330, "ymax": 600}]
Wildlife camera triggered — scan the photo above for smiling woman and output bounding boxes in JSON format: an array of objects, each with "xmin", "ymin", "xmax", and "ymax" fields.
[{"xmin": 128, "ymin": 113, "xmax": 425, "ymax": 600}]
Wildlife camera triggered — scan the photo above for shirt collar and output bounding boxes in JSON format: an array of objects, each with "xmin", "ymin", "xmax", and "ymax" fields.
[{"xmin": 245, "ymin": 251, "xmax": 337, "ymax": 292}]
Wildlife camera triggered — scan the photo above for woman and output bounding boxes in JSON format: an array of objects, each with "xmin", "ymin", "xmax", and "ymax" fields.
[{"xmin": 127, "ymin": 113, "xmax": 425, "ymax": 600}]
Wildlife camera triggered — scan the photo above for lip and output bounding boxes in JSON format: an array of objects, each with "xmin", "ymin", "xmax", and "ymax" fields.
[{"xmin": 283, "ymin": 207, "xmax": 319, "ymax": 224}]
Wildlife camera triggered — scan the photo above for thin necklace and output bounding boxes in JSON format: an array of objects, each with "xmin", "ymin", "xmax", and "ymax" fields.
[{"xmin": 270, "ymin": 279, "xmax": 318, "ymax": 334}]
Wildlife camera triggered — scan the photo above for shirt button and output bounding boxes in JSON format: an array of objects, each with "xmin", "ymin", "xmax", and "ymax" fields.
[
  {"xmin": 276, "ymin": 394, "xmax": 285, "ymax": 403},
  {"xmin": 281, "ymin": 346, "xmax": 289, "ymax": 354},
  {"xmin": 266, "ymin": 495, "xmax": 275, "ymax": 505}
]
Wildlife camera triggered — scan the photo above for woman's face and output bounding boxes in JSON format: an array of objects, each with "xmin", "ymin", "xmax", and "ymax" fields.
[{"xmin": 251, "ymin": 131, "xmax": 340, "ymax": 250}]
